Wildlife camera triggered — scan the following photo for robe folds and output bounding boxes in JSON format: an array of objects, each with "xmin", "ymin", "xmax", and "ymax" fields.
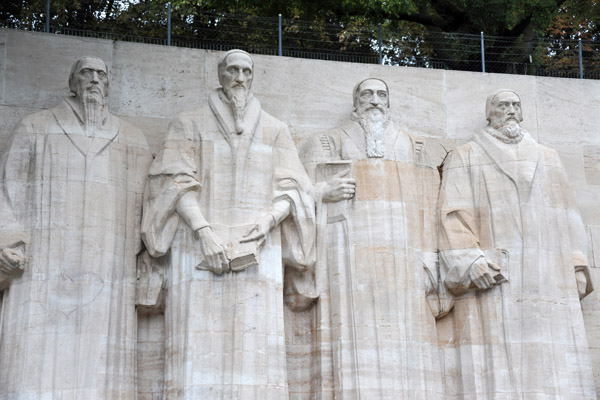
[
  {"xmin": 0, "ymin": 98, "xmax": 152, "ymax": 399},
  {"xmin": 298, "ymin": 120, "xmax": 445, "ymax": 399},
  {"xmin": 141, "ymin": 89, "xmax": 316, "ymax": 400},
  {"xmin": 438, "ymin": 130, "xmax": 596, "ymax": 400}
]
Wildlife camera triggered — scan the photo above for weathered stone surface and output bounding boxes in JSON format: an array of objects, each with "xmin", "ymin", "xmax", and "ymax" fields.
[
  {"xmin": 0, "ymin": 56, "xmax": 153, "ymax": 398},
  {"xmin": 297, "ymin": 78, "xmax": 445, "ymax": 399},
  {"xmin": 2, "ymin": 28, "xmax": 600, "ymax": 398},
  {"xmin": 438, "ymin": 90, "xmax": 596, "ymax": 399},
  {"xmin": 140, "ymin": 49, "xmax": 316, "ymax": 399}
]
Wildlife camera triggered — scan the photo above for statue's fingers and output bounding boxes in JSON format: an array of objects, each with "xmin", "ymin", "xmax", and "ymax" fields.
[
  {"xmin": 220, "ymin": 254, "xmax": 230, "ymax": 273},
  {"xmin": 487, "ymin": 261, "xmax": 501, "ymax": 272},
  {"xmin": 257, "ymin": 236, "xmax": 267, "ymax": 249},
  {"xmin": 4, "ymin": 251, "xmax": 20, "ymax": 266},
  {"xmin": 475, "ymin": 277, "xmax": 489, "ymax": 289},
  {"xmin": 333, "ymin": 170, "xmax": 349, "ymax": 179},
  {"xmin": 210, "ymin": 257, "xmax": 223, "ymax": 275},
  {"xmin": 242, "ymin": 225, "xmax": 259, "ymax": 238},
  {"xmin": 240, "ymin": 232, "xmax": 263, "ymax": 243}
]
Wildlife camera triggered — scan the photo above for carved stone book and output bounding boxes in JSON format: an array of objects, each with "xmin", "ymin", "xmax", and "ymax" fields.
[
  {"xmin": 196, "ymin": 223, "xmax": 260, "ymax": 272},
  {"xmin": 316, "ymin": 160, "xmax": 353, "ymax": 222}
]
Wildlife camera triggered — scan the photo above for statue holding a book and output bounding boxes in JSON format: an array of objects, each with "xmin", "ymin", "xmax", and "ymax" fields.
[
  {"xmin": 299, "ymin": 78, "xmax": 446, "ymax": 399},
  {"xmin": 141, "ymin": 49, "xmax": 316, "ymax": 399}
]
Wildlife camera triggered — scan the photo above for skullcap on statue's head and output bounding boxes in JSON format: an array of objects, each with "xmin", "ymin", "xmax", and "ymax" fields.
[
  {"xmin": 486, "ymin": 89, "xmax": 522, "ymax": 123},
  {"xmin": 352, "ymin": 78, "xmax": 390, "ymax": 109}
]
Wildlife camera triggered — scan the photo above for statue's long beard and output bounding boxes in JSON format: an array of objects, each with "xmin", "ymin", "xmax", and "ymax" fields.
[
  {"xmin": 82, "ymin": 90, "xmax": 106, "ymax": 136},
  {"xmin": 353, "ymin": 108, "xmax": 390, "ymax": 158},
  {"xmin": 224, "ymin": 86, "xmax": 249, "ymax": 134},
  {"xmin": 487, "ymin": 121, "xmax": 523, "ymax": 144}
]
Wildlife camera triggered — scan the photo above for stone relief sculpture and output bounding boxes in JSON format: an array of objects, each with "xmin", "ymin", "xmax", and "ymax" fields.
[
  {"xmin": 0, "ymin": 57, "xmax": 153, "ymax": 398},
  {"xmin": 299, "ymin": 78, "xmax": 445, "ymax": 399},
  {"xmin": 437, "ymin": 89, "xmax": 597, "ymax": 399},
  {"xmin": 141, "ymin": 49, "xmax": 316, "ymax": 399}
]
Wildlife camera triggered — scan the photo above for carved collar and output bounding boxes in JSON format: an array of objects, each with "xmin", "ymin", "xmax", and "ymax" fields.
[{"xmin": 52, "ymin": 97, "xmax": 119, "ymax": 141}]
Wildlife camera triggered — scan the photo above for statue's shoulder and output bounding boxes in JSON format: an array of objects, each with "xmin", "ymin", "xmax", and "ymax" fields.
[
  {"xmin": 258, "ymin": 109, "xmax": 286, "ymax": 130},
  {"xmin": 536, "ymin": 141, "xmax": 562, "ymax": 167},
  {"xmin": 176, "ymin": 104, "xmax": 207, "ymax": 123},
  {"xmin": 299, "ymin": 125, "xmax": 345, "ymax": 161},
  {"xmin": 405, "ymin": 132, "xmax": 448, "ymax": 169},
  {"xmin": 12, "ymin": 105, "xmax": 57, "ymax": 135},
  {"xmin": 115, "ymin": 114, "xmax": 149, "ymax": 150}
]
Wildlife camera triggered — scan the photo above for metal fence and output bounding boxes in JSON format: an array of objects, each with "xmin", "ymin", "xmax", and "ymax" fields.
[{"xmin": 3, "ymin": 10, "xmax": 600, "ymax": 80}]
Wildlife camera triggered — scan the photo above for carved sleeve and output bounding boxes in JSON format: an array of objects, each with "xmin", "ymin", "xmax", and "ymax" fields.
[
  {"xmin": 141, "ymin": 115, "xmax": 203, "ymax": 257},
  {"xmin": 0, "ymin": 122, "xmax": 32, "ymax": 251},
  {"xmin": 438, "ymin": 147, "xmax": 485, "ymax": 296},
  {"xmin": 551, "ymin": 149, "xmax": 593, "ymax": 297}
]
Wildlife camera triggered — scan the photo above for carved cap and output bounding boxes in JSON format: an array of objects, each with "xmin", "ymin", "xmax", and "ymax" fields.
[
  {"xmin": 68, "ymin": 56, "xmax": 108, "ymax": 95},
  {"xmin": 353, "ymin": 78, "xmax": 390, "ymax": 109},
  {"xmin": 486, "ymin": 89, "xmax": 522, "ymax": 122},
  {"xmin": 217, "ymin": 49, "xmax": 254, "ymax": 85}
]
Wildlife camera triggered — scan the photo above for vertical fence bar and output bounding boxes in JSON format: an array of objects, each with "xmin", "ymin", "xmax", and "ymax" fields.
[
  {"xmin": 278, "ymin": 14, "xmax": 282, "ymax": 56},
  {"xmin": 579, "ymin": 38, "xmax": 584, "ymax": 79},
  {"xmin": 378, "ymin": 24, "xmax": 382, "ymax": 64},
  {"xmin": 480, "ymin": 31, "xmax": 485, "ymax": 73},
  {"xmin": 167, "ymin": 3, "xmax": 171, "ymax": 46},
  {"xmin": 45, "ymin": 0, "xmax": 50, "ymax": 33}
]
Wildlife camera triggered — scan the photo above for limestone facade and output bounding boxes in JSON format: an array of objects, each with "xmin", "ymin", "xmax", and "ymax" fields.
[{"xmin": 1, "ymin": 29, "xmax": 600, "ymax": 399}]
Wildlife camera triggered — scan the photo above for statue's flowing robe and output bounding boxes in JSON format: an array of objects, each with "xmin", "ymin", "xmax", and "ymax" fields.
[
  {"xmin": 438, "ymin": 130, "xmax": 596, "ymax": 399},
  {"xmin": 141, "ymin": 89, "xmax": 316, "ymax": 399},
  {"xmin": 0, "ymin": 98, "xmax": 152, "ymax": 399},
  {"xmin": 298, "ymin": 120, "xmax": 444, "ymax": 399}
]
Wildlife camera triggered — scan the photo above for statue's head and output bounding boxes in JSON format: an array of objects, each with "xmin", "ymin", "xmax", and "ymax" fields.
[
  {"xmin": 353, "ymin": 78, "xmax": 390, "ymax": 118},
  {"xmin": 486, "ymin": 90, "xmax": 522, "ymax": 128},
  {"xmin": 218, "ymin": 49, "xmax": 254, "ymax": 96},
  {"xmin": 217, "ymin": 50, "xmax": 254, "ymax": 134},
  {"xmin": 68, "ymin": 57, "xmax": 109, "ymax": 100},
  {"xmin": 351, "ymin": 78, "xmax": 390, "ymax": 158},
  {"xmin": 485, "ymin": 89, "xmax": 523, "ymax": 142}
]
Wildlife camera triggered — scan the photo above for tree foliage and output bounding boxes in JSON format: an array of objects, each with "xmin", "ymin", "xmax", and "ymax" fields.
[{"xmin": 2, "ymin": 0, "xmax": 600, "ymax": 74}]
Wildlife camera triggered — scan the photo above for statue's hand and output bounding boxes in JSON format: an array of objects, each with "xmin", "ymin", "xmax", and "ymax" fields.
[
  {"xmin": 575, "ymin": 270, "xmax": 588, "ymax": 300},
  {"xmin": 0, "ymin": 248, "xmax": 25, "ymax": 275},
  {"xmin": 322, "ymin": 170, "xmax": 355, "ymax": 203},
  {"xmin": 469, "ymin": 258, "xmax": 495, "ymax": 290},
  {"xmin": 196, "ymin": 227, "xmax": 229, "ymax": 275},
  {"xmin": 240, "ymin": 214, "xmax": 275, "ymax": 249}
]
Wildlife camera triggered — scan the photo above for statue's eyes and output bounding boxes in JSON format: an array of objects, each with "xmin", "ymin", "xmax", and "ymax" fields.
[
  {"xmin": 79, "ymin": 68, "xmax": 107, "ymax": 79},
  {"xmin": 360, "ymin": 90, "xmax": 373, "ymax": 98}
]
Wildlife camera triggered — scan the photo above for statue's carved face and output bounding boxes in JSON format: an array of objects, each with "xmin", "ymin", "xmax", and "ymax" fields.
[
  {"xmin": 72, "ymin": 58, "xmax": 109, "ymax": 99},
  {"xmin": 489, "ymin": 91, "xmax": 522, "ymax": 129},
  {"xmin": 220, "ymin": 53, "xmax": 253, "ymax": 93},
  {"xmin": 356, "ymin": 79, "xmax": 388, "ymax": 118}
]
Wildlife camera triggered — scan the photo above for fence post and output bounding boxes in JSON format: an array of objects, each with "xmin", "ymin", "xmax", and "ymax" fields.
[
  {"xmin": 167, "ymin": 3, "xmax": 171, "ymax": 46},
  {"xmin": 480, "ymin": 31, "xmax": 485, "ymax": 73},
  {"xmin": 278, "ymin": 14, "xmax": 282, "ymax": 56},
  {"xmin": 45, "ymin": 0, "xmax": 50, "ymax": 33},
  {"xmin": 378, "ymin": 23, "xmax": 382, "ymax": 64},
  {"xmin": 579, "ymin": 38, "xmax": 584, "ymax": 79}
]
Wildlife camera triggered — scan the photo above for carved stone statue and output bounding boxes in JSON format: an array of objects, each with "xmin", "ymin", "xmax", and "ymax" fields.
[
  {"xmin": 299, "ymin": 78, "xmax": 445, "ymax": 399},
  {"xmin": 0, "ymin": 57, "xmax": 153, "ymax": 398},
  {"xmin": 141, "ymin": 49, "xmax": 316, "ymax": 398},
  {"xmin": 437, "ymin": 89, "xmax": 597, "ymax": 399}
]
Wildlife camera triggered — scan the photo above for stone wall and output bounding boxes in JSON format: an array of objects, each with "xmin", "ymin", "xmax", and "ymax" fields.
[{"xmin": 2, "ymin": 28, "xmax": 600, "ymax": 396}]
